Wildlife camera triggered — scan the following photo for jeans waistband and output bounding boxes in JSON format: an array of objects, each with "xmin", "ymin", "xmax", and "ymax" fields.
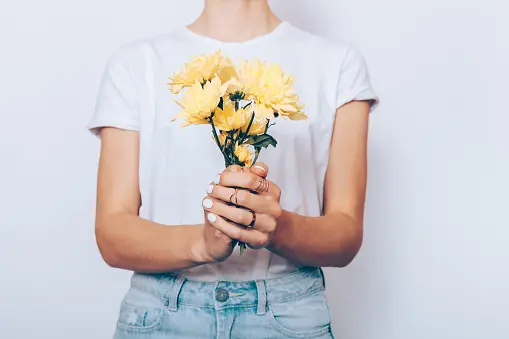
[{"xmin": 129, "ymin": 267, "xmax": 325, "ymax": 315}]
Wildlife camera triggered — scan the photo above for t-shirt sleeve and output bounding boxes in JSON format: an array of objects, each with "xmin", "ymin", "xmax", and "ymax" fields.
[
  {"xmin": 335, "ymin": 47, "xmax": 379, "ymax": 112},
  {"xmin": 87, "ymin": 49, "xmax": 140, "ymax": 137}
]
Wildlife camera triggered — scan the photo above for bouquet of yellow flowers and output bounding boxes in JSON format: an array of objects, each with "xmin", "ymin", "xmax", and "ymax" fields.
[{"xmin": 169, "ymin": 50, "xmax": 307, "ymax": 252}]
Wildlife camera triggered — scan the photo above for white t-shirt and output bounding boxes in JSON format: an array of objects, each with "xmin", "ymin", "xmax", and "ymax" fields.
[{"xmin": 88, "ymin": 22, "xmax": 378, "ymax": 282}]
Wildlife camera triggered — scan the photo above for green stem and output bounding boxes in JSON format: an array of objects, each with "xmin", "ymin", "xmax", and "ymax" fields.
[
  {"xmin": 222, "ymin": 135, "xmax": 230, "ymax": 153},
  {"xmin": 230, "ymin": 130, "xmax": 238, "ymax": 165},
  {"xmin": 209, "ymin": 117, "xmax": 230, "ymax": 166},
  {"xmin": 239, "ymin": 112, "xmax": 256, "ymax": 144}
]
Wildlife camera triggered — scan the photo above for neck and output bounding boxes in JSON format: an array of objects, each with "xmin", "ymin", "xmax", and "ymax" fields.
[{"xmin": 188, "ymin": 0, "xmax": 281, "ymax": 42}]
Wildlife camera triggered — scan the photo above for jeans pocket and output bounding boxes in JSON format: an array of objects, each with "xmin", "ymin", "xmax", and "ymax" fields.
[
  {"xmin": 116, "ymin": 287, "xmax": 165, "ymax": 333},
  {"xmin": 267, "ymin": 291, "xmax": 332, "ymax": 338}
]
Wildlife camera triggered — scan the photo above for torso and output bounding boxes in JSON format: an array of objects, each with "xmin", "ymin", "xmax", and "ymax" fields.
[{"xmin": 112, "ymin": 22, "xmax": 351, "ymax": 281}]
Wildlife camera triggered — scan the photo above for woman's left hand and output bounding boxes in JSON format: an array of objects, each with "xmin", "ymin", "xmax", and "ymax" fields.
[{"xmin": 203, "ymin": 163, "xmax": 282, "ymax": 249}]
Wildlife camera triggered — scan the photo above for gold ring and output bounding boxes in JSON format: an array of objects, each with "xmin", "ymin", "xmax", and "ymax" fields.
[
  {"xmin": 255, "ymin": 178, "xmax": 270, "ymax": 194},
  {"xmin": 229, "ymin": 189, "xmax": 239, "ymax": 206}
]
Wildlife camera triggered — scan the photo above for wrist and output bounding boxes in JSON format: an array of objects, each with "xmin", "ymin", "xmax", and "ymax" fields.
[
  {"xmin": 266, "ymin": 210, "xmax": 288, "ymax": 252},
  {"xmin": 189, "ymin": 231, "xmax": 215, "ymax": 265}
]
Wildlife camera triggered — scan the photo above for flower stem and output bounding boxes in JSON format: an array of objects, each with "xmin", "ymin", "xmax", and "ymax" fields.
[
  {"xmin": 239, "ymin": 112, "xmax": 256, "ymax": 144},
  {"xmin": 264, "ymin": 119, "xmax": 270, "ymax": 133},
  {"xmin": 209, "ymin": 117, "xmax": 230, "ymax": 166}
]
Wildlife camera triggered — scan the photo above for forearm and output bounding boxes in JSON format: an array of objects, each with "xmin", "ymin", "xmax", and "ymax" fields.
[
  {"xmin": 96, "ymin": 213, "xmax": 208, "ymax": 273},
  {"xmin": 267, "ymin": 210, "xmax": 363, "ymax": 267}
]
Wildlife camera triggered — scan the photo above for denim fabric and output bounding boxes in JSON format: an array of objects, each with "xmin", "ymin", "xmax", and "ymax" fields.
[{"xmin": 112, "ymin": 267, "xmax": 334, "ymax": 339}]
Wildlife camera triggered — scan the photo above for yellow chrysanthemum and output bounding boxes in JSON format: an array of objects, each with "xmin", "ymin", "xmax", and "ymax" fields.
[
  {"xmin": 213, "ymin": 101, "xmax": 248, "ymax": 132},
  {"xmin": 234, "ymin": 144, "xmax": 252, "ymax": 167},
  {"xmin": 168, "ymin": 50, "xmax": 231, "ymax": 94},
  {"xmin": 173, "ymin": 77, "xmax": 223, "ymax": 126},
  {"xmin": 217, "ymin": 60, "xmax": 238, "ymax": 84},
  {"xmin": 241, "ymin": 109, "xmax": 268, "ymax": 135},
  {"xmin": 220, "ymin": 77, "xmax": 244, "ymax": 99},
  {"xmin": 236, "ymin": 59, "xmax": 307, "ymax": 121}
]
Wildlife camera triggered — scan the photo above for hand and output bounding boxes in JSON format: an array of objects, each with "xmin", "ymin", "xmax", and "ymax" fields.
[
  {"xmin": 197, "ymin": 207, "xmax": 236, "ymax": 263},
  {"xmin": 202, "ymin": 163, "xmax": 282, "ymax": 249},
  {"xmin": 195, "ymin": 169, "xmax": 239, "ymax": 264}
]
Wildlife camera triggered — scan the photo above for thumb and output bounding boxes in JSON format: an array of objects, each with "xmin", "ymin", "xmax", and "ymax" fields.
[{"xmin": 250, "ymin": 162, "xmax": 268, "ymax": 179}]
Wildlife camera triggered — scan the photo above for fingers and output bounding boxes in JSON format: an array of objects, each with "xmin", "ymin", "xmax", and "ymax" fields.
[
  {"xmin": 207, "ymin": 184, "xmax": 281, "ymax": 217},
  {"xmin": 225, "ymin": 165, "xmax": 245, "ymax": 173},
  {"xmin": 250, "ymin": 162, "xmax": 268, "ymax": 178},
  {"xmin": 205, "ymin": 212, "xmax": 270, "ymax": 249},
  {"xmin": 216, "ymin": 171, "xmax": 279, "ymax": 198},
  {"xmin": 202, "ymin": 196, "xmax": 275, "ymax": 232},
  {"xmin": 203, "ymin": 196, "xmax": 252, "ymax": 226}
]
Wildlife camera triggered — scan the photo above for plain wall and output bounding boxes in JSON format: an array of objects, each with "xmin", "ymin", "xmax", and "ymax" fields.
[{"xmin": 0, "ymin": 0, "xmax": 507, "ymax": 338}]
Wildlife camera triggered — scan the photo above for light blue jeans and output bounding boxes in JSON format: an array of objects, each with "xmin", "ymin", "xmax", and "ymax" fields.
[{"xmin": 113, "ymin": 267, "xmax": 334, "ymax": 338}]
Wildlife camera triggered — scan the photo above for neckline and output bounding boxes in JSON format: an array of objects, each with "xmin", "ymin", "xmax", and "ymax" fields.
[{"xmin": 180, "ymin": 21, "xmax": 291, "ymax": 47}]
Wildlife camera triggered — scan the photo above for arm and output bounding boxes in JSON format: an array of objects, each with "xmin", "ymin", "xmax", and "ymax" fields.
[
  {"xmin": 268, "ymin": 101, "xmax": 370, "ymax": 267},
  {"xmin": 94, "ymin": 128, "xmax": 225, "ymax": 272}
]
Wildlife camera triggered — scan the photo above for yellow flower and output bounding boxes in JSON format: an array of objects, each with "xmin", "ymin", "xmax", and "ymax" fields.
[
  {"xmin": 173, "ymin": 77, "xmax": 223, "ymax": 126},
  {"xmin": 212, "ymin": 101, "xmax": 247, "ymax": 131},
  {"xmin": 217, "ymin": 59, "xmax": 238, "ymax": 84},
  {"xmin": 220, "ymin": 77, "xmax": 243, "ymax": 99},
  {"xmin": 236, "ymin": 59, "xmax": 307, "ymax": 120},
  {"xmin": 234, "ymin": 144, "xmax": 252, "ymax": 167},
  {"xmin": 168, "ymin": 50, "xmax": 227, "ymax": 94},
  {"xmin": 241, "ymin": 108, "xmax": 268, "ymax": 135}
]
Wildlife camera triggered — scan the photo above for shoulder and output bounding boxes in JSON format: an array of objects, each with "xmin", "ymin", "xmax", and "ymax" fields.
[
  {"xmin": 286, "ymin": 23, "xmax": 364, "ymax": 69},
  {"xmin": 104, "ymin": 30, "xmax": 182, "ymax": 69},
  {"xmin": 288, "ymin": 24, "xmax": 351, "ymax": 54}
]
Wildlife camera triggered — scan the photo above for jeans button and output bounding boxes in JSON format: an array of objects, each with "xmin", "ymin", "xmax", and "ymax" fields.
[{"xmin": 215, "ymin": 288, "xmax": 229, "ymax": 302}]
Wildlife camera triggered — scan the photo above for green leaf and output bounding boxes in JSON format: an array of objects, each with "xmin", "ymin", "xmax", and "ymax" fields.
[
  {"xmin": 243, "ymin": 134, "xmax": 277, "ymax": 149},
  {"xmin": 239, "ymin": 242, "xmax": 246, "ymax": 255}
]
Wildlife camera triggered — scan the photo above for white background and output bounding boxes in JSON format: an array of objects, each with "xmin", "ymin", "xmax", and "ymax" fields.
[{"xmin": 1, "ymin": 0, "xmax": 507, "ymax": 338}]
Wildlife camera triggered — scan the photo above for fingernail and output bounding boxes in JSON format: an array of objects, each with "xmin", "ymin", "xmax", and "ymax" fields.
[
  {"xmin": 207, "ymin": 185, "xmax": 214, "ymax": 194},
  {"xmin": 214, "ymin": 175, "xmax": 221, "ymax": 184},
  {"xmin": 202, "ymin": 199, "xmax": 213, "ymax": 209},
  {"xmin": 207, "ymin": 213, "xmax": 217, "ymax": 223},
  {"xmin": 253, "ymin": 165, "xmax": 266, "ymax": 172}
]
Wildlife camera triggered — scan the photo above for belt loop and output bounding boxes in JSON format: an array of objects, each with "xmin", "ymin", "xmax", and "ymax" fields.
[
  {"xmin": 255, "ymin": 280, "xmax": 267, "ymax": 315},
  {"xmin": 167, "ymin": 276, "xmax": 185, "ymax": 312}
]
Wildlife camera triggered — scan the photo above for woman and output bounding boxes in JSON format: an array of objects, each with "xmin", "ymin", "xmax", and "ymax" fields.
[{"xmin": 88, "ymin": 0, "xmax": 378, "ymax": 338}]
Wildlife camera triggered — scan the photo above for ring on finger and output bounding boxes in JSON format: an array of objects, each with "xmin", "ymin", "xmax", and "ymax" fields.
[
  {"xmin": 248, "ymin": 210, "xmax": 256, "ymax": 228},
  {"xmin": 255, "ymin": 178, "xmax": 270, "ymax": 194},
  {"xmin": 229, "ymin": 189, "xmax": 239, "ymax": 206}
]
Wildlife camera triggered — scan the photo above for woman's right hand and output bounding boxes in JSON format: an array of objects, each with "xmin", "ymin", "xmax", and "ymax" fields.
[
  {"xmin": 195, "ymin": 165, "xmax": 248, "ymax": 263},
  {"xmin": 199, "ymin": 203, "xmax": 237, "ymax": 263},
  {"xmin": 196, "ymin": 168, "xmax": 240, "ymax": 263}
]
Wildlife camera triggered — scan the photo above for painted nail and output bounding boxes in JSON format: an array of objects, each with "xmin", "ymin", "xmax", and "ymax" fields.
[
  {"xmin": 214, "ymin": 175, "xmax": 221, "ymax": 184},
  {"xmin": 207, "ymin": 185, "xmax": 214, "ymax": 194},
  {"xmin": 202, "ymin": 199, "xmax": 213, "ymax": 209},
  {"xmin": 207, "ymin": 213, "xmax": 217, "ymax": 223},
  {"xmin": 253, "ymin": 165, "xmax": 266, "ymax": 173}
]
